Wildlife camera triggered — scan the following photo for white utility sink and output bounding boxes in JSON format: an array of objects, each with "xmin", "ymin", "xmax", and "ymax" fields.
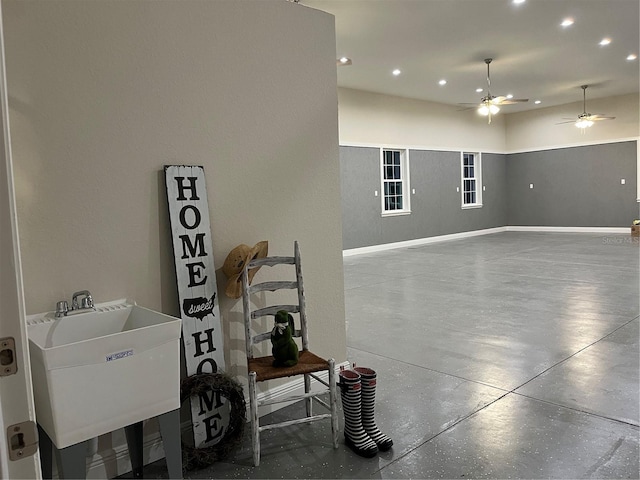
[{"xmin": 27, "ymin": 299, "xmax": 181, "ymax": 448}]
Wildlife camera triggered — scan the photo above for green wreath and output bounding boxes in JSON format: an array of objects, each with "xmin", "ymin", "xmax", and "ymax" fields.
[{"xmin": 180, "ymin": 372, "xmax": 246, "ymax": 470}]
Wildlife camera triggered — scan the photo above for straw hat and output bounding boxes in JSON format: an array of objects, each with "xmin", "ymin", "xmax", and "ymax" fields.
[{"xmin": 222, "ymin": 241, "xmax": 269, "ymax": 299}]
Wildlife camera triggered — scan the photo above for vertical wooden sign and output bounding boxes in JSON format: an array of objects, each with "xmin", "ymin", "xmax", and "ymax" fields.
[{"xmin": 165, "ymin": 165, "xmax": 229, "ymax": 448}]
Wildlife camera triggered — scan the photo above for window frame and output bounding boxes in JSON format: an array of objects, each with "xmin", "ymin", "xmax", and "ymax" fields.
[
  {"xmin": 461, "ymin": 151, "xmax": 483, "ymax": 209},
  {"xmin": 380, "ymin": 148, "xmax": 411, "ymax": 217}
]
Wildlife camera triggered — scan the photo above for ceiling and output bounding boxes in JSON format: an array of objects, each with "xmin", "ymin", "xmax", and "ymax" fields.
[{"xmin": 302, "ymin": 0, "xmax": 640, "ymax": 114}]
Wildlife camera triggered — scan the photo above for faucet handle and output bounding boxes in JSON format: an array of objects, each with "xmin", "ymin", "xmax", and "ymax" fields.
[
  {"xmin": 55, "ymin": 300, "xmax": 69, "ymax": 317},
  {"xmin": 81, "ymin": 295, "xmax": 94, "ymax": 309}
]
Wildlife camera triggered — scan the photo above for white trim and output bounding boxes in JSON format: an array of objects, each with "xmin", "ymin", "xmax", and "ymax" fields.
[
  {"xmin": 505, "ymin": 226, "xmax": 630, "ymax": 234},
  {"xmin": 381, "ymin": 211, "xmax": 412, "ymax": 218},
  {"xmin": 380, "ymin": 147, "xmax": 411, "ymax": 215},
  {"xmin": 460, "ymin": 151, "xmax": 483, "ymax": 208},
  {"xmin": 83, "ymin": 431, "xmax": 167, "ymax": 480},
  {"xmin": 343, "ymin": 227, "xmax": 507, "ymax": 256},
  {"xmin": 79, "ymin": 360, "xmax": 351, "ymax": 478},
  {"xmin": 505, "ymin": 136, "xmax": 640, "ymax": 155},
  {"xmin": 343, "ymin": 225, "xmax": 634, "ymax": 256},
  {"xmin": 340, "ymin": 141, "xmax": 506, "ymax": 155},
  {"xmin": 339, "ymin": 137, "xmax": 638, "ymax": 156},
  {"xmin": 0, "ymin": 4, "xmax": 40, "ymax": 479}
]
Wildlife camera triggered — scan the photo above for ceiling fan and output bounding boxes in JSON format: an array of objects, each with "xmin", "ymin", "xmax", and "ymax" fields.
[
  {"xmin": 557, "ymin": 85, "xmax": 615, "ymax": 129},
  {"xmin": 461, "ymin": 58, "xmax": 528, "ymax": 124}
]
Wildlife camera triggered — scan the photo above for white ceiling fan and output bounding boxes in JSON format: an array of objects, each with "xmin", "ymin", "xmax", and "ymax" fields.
[
  {"xmin": 557, "ymin": 85, "xmax": 615, "ymax": 129},
  {"xmin": 460, "ymin": 58, "xmax": 528, "ymax": 124}
]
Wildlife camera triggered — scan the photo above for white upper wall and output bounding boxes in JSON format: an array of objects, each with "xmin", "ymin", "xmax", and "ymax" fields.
[
  {"xmin": 338, "ymin": 88, "xmax": 507, "ymax": 152},
  {"xmin": 506, "ymin": 93, "xmax": 640, "ymax": 152},
  {"xmin": 338, "ymin": 88, "xmax": 639, "ymax": 154}
]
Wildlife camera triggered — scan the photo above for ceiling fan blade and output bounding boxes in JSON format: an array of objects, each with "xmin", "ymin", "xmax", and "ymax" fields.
[
  {"xmin": 497, "ymin": 98, "xmax": 529, "ymax": 105},
  {"xmin": 556, "ymin": 120, "xmax": 577, "ymax": 125},
  {"xmin": 490, "ymin": 96, "xmax": 506, "ymax": 104},
  {"xmin": 590, "ymin": 115, "xmax": 616, "ymax": 121}
]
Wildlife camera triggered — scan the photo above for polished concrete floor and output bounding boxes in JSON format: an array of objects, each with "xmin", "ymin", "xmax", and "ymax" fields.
[{"xmin": 139, "ymin": 232, "xmax": 639, "ymax": 479}]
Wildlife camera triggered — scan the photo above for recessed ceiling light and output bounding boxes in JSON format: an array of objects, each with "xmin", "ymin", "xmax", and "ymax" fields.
[
  {"xmin": 476, "ymin": 88, "xmax": 483, "ymax": 93},
  {"xmin": 627, "ymin": 54, "xmax": 637, "ymax": 61},
  {"xmin": 534, "ymin": 100, "xmax": 541, "ymax": 104},
  {"xmin": 337, "ymin": 57, "xmax": 352, "ymax": 66},
  {"xmin": 561, "ymin": 18, "xmax": 574, "ymax": 27},
  {"xmin": 439, "ymin": 79, "xmax": 447, "ymax": 86},
  {"xmin": 599, "ymin": 38, "xmax": 611, "ymax": 46},
  {"xmin": 513, "ymin": 0, "xmax": 526, "ymax": 4},
  {"xmin": 392, "ymin": 69, "xmax": 401, "ymax": 76},
  {"xmin": 506, "ymin": 94, "xmax": 514, "ymax": 99}
]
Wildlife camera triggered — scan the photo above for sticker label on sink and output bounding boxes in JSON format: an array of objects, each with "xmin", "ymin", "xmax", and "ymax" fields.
[{"xmin": 106, "ymin": 349, "xmax": 134, "ymax": 362}]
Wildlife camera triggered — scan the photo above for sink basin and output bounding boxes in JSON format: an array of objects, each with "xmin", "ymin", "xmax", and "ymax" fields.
[{"xmin": 27, "ymin": 299, "xmax": 181, "ymax": 448}]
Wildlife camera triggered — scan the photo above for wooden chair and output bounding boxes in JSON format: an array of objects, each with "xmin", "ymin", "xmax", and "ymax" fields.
[{"xmin": 241, "ymin": 240, "xmax": 339, "ymax": 466}]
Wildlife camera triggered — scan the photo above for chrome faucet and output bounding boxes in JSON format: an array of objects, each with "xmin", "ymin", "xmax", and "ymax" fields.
[{"xmin": 55, "ymin": 290, "xmax": 96, "ymax": 317}]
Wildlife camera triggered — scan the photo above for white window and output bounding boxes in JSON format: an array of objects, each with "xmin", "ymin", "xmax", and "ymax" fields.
[
  {"xmin": 381, "ymin": 148, "xmax": 410, "ymax": 215},
  {"xmin": 461, "ymin": 152, "xmax": 482, "ymax": 208}
]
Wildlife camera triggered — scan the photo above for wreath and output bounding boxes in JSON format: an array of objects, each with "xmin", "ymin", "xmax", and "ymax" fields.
[{"xmin": 180, "ymin": 372, "xmax": 246, "ymax": 470}]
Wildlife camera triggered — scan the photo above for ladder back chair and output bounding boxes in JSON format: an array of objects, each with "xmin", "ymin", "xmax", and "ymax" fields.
[{"xmin": 241, "ymin": 241, "xmax": 339, "ymax": 467}]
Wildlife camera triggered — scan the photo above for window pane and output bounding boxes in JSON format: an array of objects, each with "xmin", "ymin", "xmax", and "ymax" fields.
[
  {"xmin": 463, "ymin": 166, "xmax": 469, "ymax": 179},
  {"xmin": 385, "ymin": 166, "xmax": 393, "ymax": 179},
  {"xmin": 470, "ymin": 191, "xmax": 476, "ymax": 204},
  {"xmin": 469, "ymin": 179, "xmax": 476, "ymax": 193},
  {"xmin": 381, "ymin": 149, "xmax": 409, "ymax": 214},
  {"xmin": 469, "ymin": 166, "xmax": 474, "ymax": 178}
]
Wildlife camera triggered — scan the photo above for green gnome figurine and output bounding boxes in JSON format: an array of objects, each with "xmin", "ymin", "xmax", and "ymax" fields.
[{"xmin": 271, "ymin": 310, "xmax": 299, "ymax": 367}]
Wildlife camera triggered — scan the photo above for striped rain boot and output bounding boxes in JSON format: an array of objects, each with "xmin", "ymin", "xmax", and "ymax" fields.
[
  {"xmin": 338, "ymin": 369, "xmax": 378, "ymax": 458},
  {"xmin": 353, "ymin": 366, "xmax": 393, "ymax": 451}
]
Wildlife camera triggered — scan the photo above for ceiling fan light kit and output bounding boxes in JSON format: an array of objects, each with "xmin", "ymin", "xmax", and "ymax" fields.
[
  {"xmin": 556, "ymin": 84, "xmax": 616, "ymax": 131},
  {"xmin": 478, "ymin": 103, "xmax": 499, "ymax": 116},
  {"xmin": 462, "ymin": 60, "xmax": 616, "ymax": 129},
  {"xmin": 472, "ymin": 58, "xmax": 528, "ymax": 124}
]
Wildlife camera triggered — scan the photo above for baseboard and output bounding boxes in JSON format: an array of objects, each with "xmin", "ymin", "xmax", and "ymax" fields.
[
  {"xmin": 505, "ymin": 226, "xmax": 630, "ymax": 234},
  {"xmin": 343, "ymin": 225, "xmax": 633, "ymax": 256},
  {"xmin": 75, "ymin": 361, "xmax": 350, "ymax": 479},
  {"xmin": 342, "ymin": 227, "xmax": 507, "ymax": 256},
  {"xmin": 81, "ymin": 429, "xmax": 166, "ymax": 479}
]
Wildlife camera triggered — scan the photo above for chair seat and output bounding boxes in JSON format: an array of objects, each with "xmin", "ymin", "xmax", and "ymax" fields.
[{"xmin": 248, "ymin": 350, "xmax": 330, "ymax": 382}]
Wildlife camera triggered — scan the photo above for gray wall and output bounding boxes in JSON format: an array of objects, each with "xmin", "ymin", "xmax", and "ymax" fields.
[
  {"xmin": 341, "ymin": 141, "xmax": 637, "ymax": 249},
  {"xmin": 340, "ymin": 146, "xmax": 508, "ymax": 249},
  {"xmin": 507, "ymin": 141, "xmax": 638, "ymax": 227}
]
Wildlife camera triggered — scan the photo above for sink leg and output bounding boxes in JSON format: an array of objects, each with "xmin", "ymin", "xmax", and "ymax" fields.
[
  {"xmin": 37, "ymin": 424, "xmax": 53, "ymax": 479},
  {"xmin": 55, "ymin": 440, "xmax": 86, "ymax": 480},
  {"xmin": 125, "ymin": 422, "xmax": 144, "ymax": 478},
  {"xmin": 158, "ymin": 409, "xmax": 182, "ymax": 479}
]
